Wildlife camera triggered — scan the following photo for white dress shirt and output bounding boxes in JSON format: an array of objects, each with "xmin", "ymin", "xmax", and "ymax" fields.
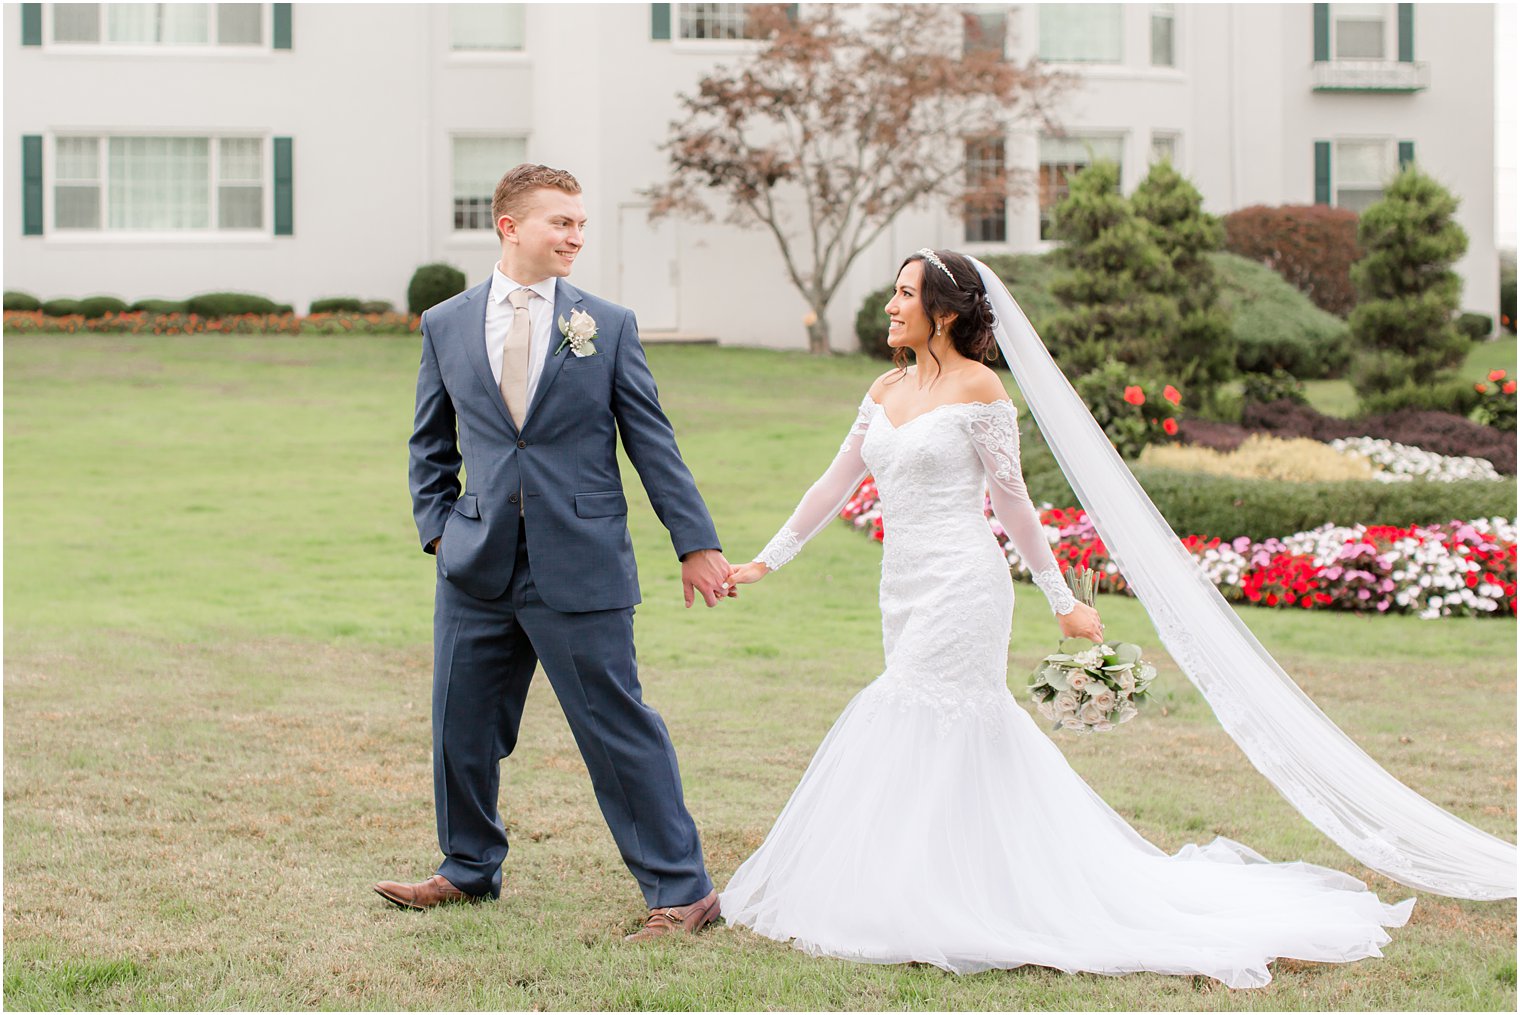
[{"xmin": 485, "ymin": 264, "xmax": 557, "ymax": 413}]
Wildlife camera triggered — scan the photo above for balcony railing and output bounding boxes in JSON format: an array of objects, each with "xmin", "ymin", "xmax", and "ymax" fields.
[{"xmin": 1312, "ymin": 60, "xmax": 1430, "ymax": 93}]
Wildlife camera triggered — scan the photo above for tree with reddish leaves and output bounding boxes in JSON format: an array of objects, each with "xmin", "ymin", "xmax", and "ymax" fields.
[{"xmin": 645, "ymin": 4, "xmax": 1065, "ymax": 354}]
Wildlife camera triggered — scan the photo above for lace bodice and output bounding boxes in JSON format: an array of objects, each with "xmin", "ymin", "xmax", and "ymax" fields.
[{"xmin": 754, "ymin": 394, "xmax": 1074, "ymax": 615}]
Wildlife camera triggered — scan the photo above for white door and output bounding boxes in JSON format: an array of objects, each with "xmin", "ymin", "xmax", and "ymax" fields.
[{"xmin": 618, "ymin": 205, "xmax": 678, "ymax": 331}]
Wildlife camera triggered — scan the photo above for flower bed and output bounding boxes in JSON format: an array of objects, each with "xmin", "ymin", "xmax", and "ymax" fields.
[
  {"xmin": 1329, "ymin": 436, "xmax": 1503, "ymax": 483},
  {"xmin": 2, "ymin": 309, "xmax": 420, "ymax": 336},
  {"xmin": 839, "ymin": 479, "xmax": 1516, "ymax": 618}
]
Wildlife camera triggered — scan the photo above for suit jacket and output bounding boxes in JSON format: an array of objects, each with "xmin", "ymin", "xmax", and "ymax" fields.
[{"xmin": 408, "ymin": 277, "xmax": 720, "ymax": 612}]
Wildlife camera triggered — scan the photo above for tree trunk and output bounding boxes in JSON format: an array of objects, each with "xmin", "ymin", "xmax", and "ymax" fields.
[{"xmin": 806, "ymin": 313, "xmax": 831, "ymax": 355}]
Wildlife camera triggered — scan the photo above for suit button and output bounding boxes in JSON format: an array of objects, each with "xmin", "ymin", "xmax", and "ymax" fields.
[
  {"xmin": 517, "ymin": 440, "xmax": 527, "ymax": 449},
  {"xmin": 508, "ymin": 493, "xmax": 518, "ymax": 504}
]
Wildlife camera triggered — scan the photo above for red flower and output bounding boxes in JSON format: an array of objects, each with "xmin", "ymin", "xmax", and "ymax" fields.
[
  {"xmin": 1123, "ymin": 386, "xmax": 1145, "ymax": 406},
  {"xmin": 1162, "ymin": 385, "xmax": 1181, "ymax": 406},
  {"xmin": 1489, "ymin": 369, "xmax": 1507, "ymax": 382},
  {"xmin": 1505, "ymin": 381, "xmax": 1517, "ymax": 395},
  {"xmin": 1162, "ymin": 418, "xmax": 1179, "ymax": 436},
  {"xmin": 1475, "ymin": 382, "xmax": 1489, "ymax": 394}
]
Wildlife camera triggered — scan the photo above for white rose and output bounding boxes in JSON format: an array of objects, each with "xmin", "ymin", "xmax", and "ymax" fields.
[
  {"xmin": 1088, "ymin": 687, "xmax": 1117, "ymax": 712},
  {"xmin": 1067, "ymin": 670, "xmax": 1092, "ymax": 693},
  {"xmin": 1037, "ymin": 700, "xmax": 1056, "ymax": 720},
  {"xmin": 1079, "ymin": 700, "xmax": 1106, "ymax": 725},
  {"xmin": 1054, "ymin": 690, "xmax": 1080, "ymax": 715}
]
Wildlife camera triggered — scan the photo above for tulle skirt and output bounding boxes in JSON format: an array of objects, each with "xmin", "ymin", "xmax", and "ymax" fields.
[{"xmin": 720, "ymin": 677, "xmax": 1414, "ymax": 989}]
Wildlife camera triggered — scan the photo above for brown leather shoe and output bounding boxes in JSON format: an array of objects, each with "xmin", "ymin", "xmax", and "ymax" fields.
[
  {"xmin": 372, "ymin": 874, "xmax": 480, "ymax": 911},
  {"xmin": 624, "ymin": 889, "xmax": 720, "ymax": 942}
]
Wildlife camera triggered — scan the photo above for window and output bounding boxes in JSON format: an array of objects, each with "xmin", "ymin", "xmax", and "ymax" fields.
[
  {"xmin": 1038, "ymin": 135, "xmax": 1123, "ymax": 240},
  {"xmin": 52, "ymin": 134, "xmax": 265, "ymax": 232},
  {"xmin": 1038, "ymin": 4, "xmax": 1122, "ymax": 63},
  {"xmin": 49, "ymin": 3, "xmax": 265, "ymax": 46},
  {"xmin": 449, "ymin": 4, "xmax": 525, "ymax": 51},
  {"xmin": 1150, "ymin": 4, "xmax": 1175, "ymax": 67},
  {"xmin": 679, "ymin": 3, "xmax": 757, "ymax": 40},
  {"xmin": 1333, "ymin": 3, "xmax": 1386, "ymax": 60},
  {"xmin": 963, "ymin": 5, "xmax": 1007, "ymax": 59},
  {"xmin": 1333, "ymin": 139, "xmax": 1393, "ymax": 212},
  {"xmin": 1150, "ymin": 132, "xmax": 1178, "ymax": 165},
  {"xmin": 453, "ymin": 136, "xmax": 527, "ymax": 231},
  {"xmin": 963, "ymin": 138, "xmax": 1007, "ymax": 243}
]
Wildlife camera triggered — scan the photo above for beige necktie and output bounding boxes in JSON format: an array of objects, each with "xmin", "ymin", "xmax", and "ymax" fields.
[{"xmin": 500, "ymin": 287, "xmax": 533, "ymax": 428}]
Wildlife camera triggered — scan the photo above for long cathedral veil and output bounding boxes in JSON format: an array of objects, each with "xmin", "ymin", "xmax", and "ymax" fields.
[{"xmin": 968, "ymin": 256, "xmax": 1516, "ymax": 901}]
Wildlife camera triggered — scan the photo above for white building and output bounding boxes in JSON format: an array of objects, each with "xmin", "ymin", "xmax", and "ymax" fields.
[{"xmin": 4, "ymin": 3, "xmax": 1500, "ymax": 350}]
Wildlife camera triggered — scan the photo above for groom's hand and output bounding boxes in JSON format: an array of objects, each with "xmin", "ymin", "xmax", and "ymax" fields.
[{"xmin": 680, "ymin": 549, "xmax": 735, "ymax": 608}]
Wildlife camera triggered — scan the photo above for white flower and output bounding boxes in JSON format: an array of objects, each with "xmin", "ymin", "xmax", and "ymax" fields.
[
  {"xmin": 1053, "ymin": 690, "xmax": 1080, "ymax": 715},
  {"xmin": 1067, "ymin": 670, "xmax": 1092, "ymax": 693},
  {"xmin": 556, "ymin": 309, "xmax": 599, "ymax": 357}
]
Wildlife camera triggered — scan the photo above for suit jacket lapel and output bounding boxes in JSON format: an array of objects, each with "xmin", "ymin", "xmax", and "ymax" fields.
[
  {"xmin": 459, "ymin": 277, "xmax": 519, "ymax": 435},
  {"xmin": 526, "ymin": 279, "xmax": 585, "ymax": 424}
]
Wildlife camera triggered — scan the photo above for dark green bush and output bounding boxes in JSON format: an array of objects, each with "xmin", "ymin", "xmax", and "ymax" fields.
[
  {"xmin": 855, "ymin": 284, "xmax": 894, "ymax": 360},
  {"xmin": 41, "ymin": 299, "xmax": 85, "ymax": 317},
  {"xmin": 186, "ymin": 292, "xmax": 292, "ymax": 318},
  {"xmin": 1128, "ymin": 468, "xmax": 1516, "ymax": 541},
  {"xmin": 129, "ymin": 299, "xmax": 189, "ymax": 314},
  {"xmin": 1357, "ymin": 378, "xmax": 1482, "ymax": 417},
  {"xmin": 1501, "ymin": 251, "xmax": 1516, "ymax": 333},
  {"xmin": 78, "ymin": 296, "xmax": 130, "ymax": 318},
  {"xmin": 408, "ymin": 263, "xmax": 468, "ymax": 316},
  {"xmin": 1456, "ymin": 313, "xmax": 1493, "ymax": 341},
  {"xmin": 1240, "ymin": 369, "xmax": 1307, "ymax": 405},
  {"xmin": 359, "ymin": 299, "xmax": 395, "ymax": 315},
  {"xmin": 1212, "ymin": 252, "xmax": 1349, "ymax": 379},
  {"xmin": 309, "ymin": 297, "xmax": 365, "ymax": 314},
  {"xmin": 4, "ymin": 290, "xmax": 41, "ymax": 311}
]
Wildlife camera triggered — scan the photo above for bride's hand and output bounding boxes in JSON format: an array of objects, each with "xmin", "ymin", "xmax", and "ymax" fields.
[
  {"xmin": 1059, "ymin": 602, "xmax": 1105, "ymax": 643},
  {"xmin": 726, "ymin": 561, "xmax": 770, "ymax": 585}
]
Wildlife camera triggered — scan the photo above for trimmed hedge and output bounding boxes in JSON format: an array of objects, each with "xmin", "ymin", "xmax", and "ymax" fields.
[
  {"xmin": 4, "ymin": 290, "xmax": 40, "ymax": 311},
  {"xmin": 1212, "ymin": 252, "xmax": 1349, "ymax": 379},
  {"xmin": 129, "ymin": 298, "xmax": 189, "ymax": 314},
  {"xmin": 1223, "ymin": 204, "xmax": 1361, "ymax": 317},
  {"xmin": 1457, "ymin": 312, "xmax": 1493, "ymax": 341},
  {"xmin": 359, "ymin": 299, "xmax": 395, "ymax": 314},
  {"xmin": 40, "ymin": 299, "xmax": 85, "ymax": 317},
  {"xmin": 79, "ymin": 296, "xmax": 130, "ymax": 318},
  {"xmin": 186, "ymin": 292, "xmax": 293, "ymax": 317},
  {"xmin": 309, "ymin": 297, "xmax": 365, "ymax": 314},
  {"xmin": 408, "ymin": 263, "xmax": 468, "ymax": 316}
]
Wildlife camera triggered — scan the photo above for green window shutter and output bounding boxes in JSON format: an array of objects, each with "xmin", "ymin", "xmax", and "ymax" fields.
[
  {"xmin": 651, "ymin": 3, "xmax": 670, "ymax": 40},
  {"xmin": 273, "ymin": 4, "xmax": 292, "ymax": 49},
  {"xmin": 1398, "ymin": 141, "xmax": 1415, "ymax": 169},
  {"xmin": 273, "ymin": 137, "xmax": 293, "ymax": 235},
  {"xmin": 1397, "ymin": 4, "xmax": 1413, "ymax": 62},
  {"xmin": 786, "ymin": 3, "xmax": 799, "ymax": 21},
  {"xmin": 23, "ymin": 135, "xmax": 43, "ymax": 236},
  {"xmin": 1312, "ymin": 3, "xmax": 1329, "ymax": 61},
  {"xmin": 21, "ymin": 4, "xmax": 42, "ymax": 45},
  {"xmin": 1314, "ymin": 141, "xmax": 1331, "ymax": 205}
]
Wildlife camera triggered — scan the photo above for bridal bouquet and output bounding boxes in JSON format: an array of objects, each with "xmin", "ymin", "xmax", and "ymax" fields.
[{"xmin": 1027, "ymin": 567, "xmax": 1155, "ymax": 734}]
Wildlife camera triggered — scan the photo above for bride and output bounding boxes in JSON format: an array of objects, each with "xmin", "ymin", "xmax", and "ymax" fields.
[{"xmin": 716, "ymin": 248, "xmax": 1511, "ymax": 987}]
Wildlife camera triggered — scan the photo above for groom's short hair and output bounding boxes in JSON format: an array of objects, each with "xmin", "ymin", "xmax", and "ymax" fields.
[{"xmin": 493, "ymin": 164, "xmax": 582, "ymax": 240}]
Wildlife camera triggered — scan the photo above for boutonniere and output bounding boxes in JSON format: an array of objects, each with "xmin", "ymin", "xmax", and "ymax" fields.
[{"xmin": 555, "ymin": 309, "xmax": 598, "ymax": 357}]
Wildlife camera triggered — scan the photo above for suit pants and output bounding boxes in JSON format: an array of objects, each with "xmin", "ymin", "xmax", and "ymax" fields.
[{"xmin": 430, "ymin": 527, "xmax": 712, "ymax": 907}]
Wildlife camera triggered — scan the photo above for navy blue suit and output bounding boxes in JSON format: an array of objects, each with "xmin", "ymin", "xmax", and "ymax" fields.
[{"xmin": 408, "ymin": 276, "xmax": 719, "ymax": 906}]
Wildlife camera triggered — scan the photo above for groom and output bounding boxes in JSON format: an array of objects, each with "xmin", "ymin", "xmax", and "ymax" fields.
[{"xmin": 378, "ymin": 164, "xmax": 730, "ymax": 940}]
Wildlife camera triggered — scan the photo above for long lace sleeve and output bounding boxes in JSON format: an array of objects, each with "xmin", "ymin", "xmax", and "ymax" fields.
[
  {"xmin": 967, "ymin": 401, "xmax": 1076, "ymax": 615},
  {"xmin": 755, "ymin": 395, "xmax": 875, "ymax": 571}
]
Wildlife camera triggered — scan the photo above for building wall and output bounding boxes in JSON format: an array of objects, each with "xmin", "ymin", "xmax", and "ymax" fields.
[{"xmin": 3, "ymin": 2, "xmax": 1501, "ymax": 350}]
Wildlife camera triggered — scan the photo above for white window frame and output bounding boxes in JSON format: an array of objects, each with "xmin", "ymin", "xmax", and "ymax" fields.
[
  {"xmin": 1331, "ymin": 136, "xmax": 1396, "ymax": 213},
  {"xmin": 1037, "ymin": 4, "xmax": 1124, "ymax": 65},
  {"xmin": 446, "ymin": 3, "xmax": 528, "ymax": 61},
  {"xmin": 1037, "ymin": 133, "xmax": 1126, "ymax": 242},
  {"xmin": 963, "ymin": 136, "xmax": 1008, "ymax": 244},
  {"xmin": 450, "ymin": 133, "xmax": 530, "ymax": 236},
  {"xmin": 1330, "ymin": 3, "xmax": 1392, "ymax": 62},
  {"xmin": 1150, "ymin": 4, "xmax": 1176, "ymax": 68},
  {"xmin": 42, "ymin": 3, "xmax": 272, "ymax": 54},
  {"xmin": 1149, "ymin": 131, "xmax": 1180, "ymax": 167},
  {"xmin": 670, "ymin": 2, "xmax": 769, "ymax": 52},
  {"xmin": 45, "ymin": 131, "xmax": 273, "ymax": 244}
]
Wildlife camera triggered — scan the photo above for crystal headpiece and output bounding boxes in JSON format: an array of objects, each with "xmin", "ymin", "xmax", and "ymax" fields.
[{"xmin": 915, "ymin": 248, "xmax": 959, "ymax": 289}]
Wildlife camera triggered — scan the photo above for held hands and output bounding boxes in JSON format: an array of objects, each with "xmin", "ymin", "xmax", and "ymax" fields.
[
  {"xmin": 725, "ymin": 561, "xmax": 770, "ymax": 587},
  {"xmin": 681, "ymin": 549, "xmax": 739, "ymax": 608},
  {"xmin": 1059, "ymin": 601, "xmax": 1105, "ymax": 642}
]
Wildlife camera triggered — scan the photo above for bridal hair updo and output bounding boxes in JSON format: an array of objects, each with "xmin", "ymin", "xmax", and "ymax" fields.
[
  {"xmin": 492, "ymin": 163, "xmax": 582, "ymax": 240},
  {"xmin": 893, "ymin": 249, "xmax": 999, "ymax": 374}
]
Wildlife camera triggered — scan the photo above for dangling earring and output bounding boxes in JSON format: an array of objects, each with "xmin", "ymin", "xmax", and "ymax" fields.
[{"xmin": 935, "ymin": 323, "xmax": 942, "ymax": 336}]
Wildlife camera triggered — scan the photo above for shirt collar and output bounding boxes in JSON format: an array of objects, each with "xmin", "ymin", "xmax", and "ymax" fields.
[{"xmin": 490, "ymin": 264, "xmax": 557, "ymax": 306}]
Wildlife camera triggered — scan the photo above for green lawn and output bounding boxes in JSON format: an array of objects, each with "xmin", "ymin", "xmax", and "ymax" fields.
[
  {"xmin": 1303, "ymin": 334, "xmax": 1518, "ymax": 418},
  {"xmin": 4, "ymin": 336, "xmax": 1515, "ymax": 1011}
]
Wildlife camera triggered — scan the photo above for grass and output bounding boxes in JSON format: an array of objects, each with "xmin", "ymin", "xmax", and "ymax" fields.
[
  {"xmin": 4, "ymin": 335, "xmax": 1515, "ymax": 1010},
  {"xmin": 1302, "ymin": 334, "xmax": 1518, "ymax": 418}
]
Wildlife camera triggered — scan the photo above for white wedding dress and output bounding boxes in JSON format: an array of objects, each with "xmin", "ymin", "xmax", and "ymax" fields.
[{"xmin": 720, "ymin": 393, "xmax": 1413, "ymax": 988}]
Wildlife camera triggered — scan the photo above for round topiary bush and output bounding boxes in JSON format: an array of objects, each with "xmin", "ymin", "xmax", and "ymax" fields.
[
  {"xmin": 4, "ymin": 290, "xmax": 41, "ymax": 312},
  {"xmin": 855, "ymin": 284, "xmax": 894, "ymax": 360},
  {"xmin": 130, "ymin": 299, "xmax": 189, "ymax": 314},
  {"xmin": 408, "ymin": 263, "xmax": 468, "ymax": 316},
  {"xmin": 78, "ymin": 296, "xmax": 130, "ymax": 318},
  {"xmin": 309, "ymin": 297, "xmax": 365, "ymax": 314},
  {"xmin": 186, "ymin": 292, "xmax": 289, "ymax": 318},
  {"xmin": 41, "ymin": 298, "xmax": 85, "ymax": 317}
]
